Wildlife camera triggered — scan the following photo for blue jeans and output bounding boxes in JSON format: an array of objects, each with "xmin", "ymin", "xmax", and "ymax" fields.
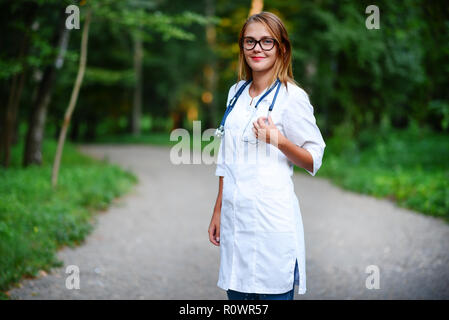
[{"xmin": 226, "ymin": 260, "xmax": 297, "ymax": 300}]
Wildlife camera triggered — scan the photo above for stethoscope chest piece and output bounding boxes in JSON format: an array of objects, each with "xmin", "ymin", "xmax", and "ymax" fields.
[{"xmin": 215, "ymin": 125, "xmax": 225, "ymax": 138}]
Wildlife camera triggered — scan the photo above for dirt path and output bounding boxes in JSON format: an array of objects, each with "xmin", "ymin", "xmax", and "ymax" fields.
[{"xmin": 8, "ymin": 145, "xmax": 449, "ymax": 299}]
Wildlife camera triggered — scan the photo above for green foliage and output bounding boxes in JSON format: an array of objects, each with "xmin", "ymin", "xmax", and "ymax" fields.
[
  {"xmin": 0, "ymin": 140, "xmax": 137, "ymax": 296},
  {"xmin": 0, "ymin": 58, "xmax": 22, "ymax": 80},
  {"xmin": 429, "ymin": 100, "xmax": 449, "ymax": 130},
  {"xmin": 316, "ymin": 125, "xmax": 449, "ymax": 222},
  {"xmin": 84, "ymin": 67, "xmax": 135, "ymax": 86},
  {"xmin": 92, "ymin": 0, "xmax": 214, "ymax": 41},
  {"xmin": 2, "ymin": 0, "xmax": 448, "ymax": 136}
]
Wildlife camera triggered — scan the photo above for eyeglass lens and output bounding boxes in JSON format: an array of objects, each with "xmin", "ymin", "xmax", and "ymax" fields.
[{"xmin": 243, "ymin": 37, "xmax": 275, "ymax": 50}]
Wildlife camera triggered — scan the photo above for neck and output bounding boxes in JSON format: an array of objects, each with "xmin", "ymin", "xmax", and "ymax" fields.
[{"xmin": 250, "ymin": 69, "xmax": 276, "ymax": 95}]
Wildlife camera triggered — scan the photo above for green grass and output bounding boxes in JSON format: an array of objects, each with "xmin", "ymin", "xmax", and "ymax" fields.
[
  {"xmin": 0, "ymin": 140, "xmax": 137, "ymax": 298},
  {"xmin": 315, "ymin": 124, "xmax": 449, "ymax": 222}
]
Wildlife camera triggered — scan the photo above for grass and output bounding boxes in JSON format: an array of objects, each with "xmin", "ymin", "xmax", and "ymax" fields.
[
  {"xmin": 315, "ymin": 124, "xmax": 449, "ymax": 222},
  {"xmin": 0, "ymin": 140, "xmax": 137, "ymax": 299}
]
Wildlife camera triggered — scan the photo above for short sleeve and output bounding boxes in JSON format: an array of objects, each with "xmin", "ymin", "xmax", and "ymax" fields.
[
  {"xmin": 215, "ymin": 82, "xmax": 240, "ymax": 177},
  {"xmin": 282, "ymin": 87, "xmax": 326, "ymax": 176},
  {"xmin": 215, "ymin": 136, "xmax": 226, "ymax": 176}
]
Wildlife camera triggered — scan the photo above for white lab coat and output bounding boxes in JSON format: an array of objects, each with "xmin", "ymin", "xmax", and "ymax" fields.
[{"xmin": 215, "ymin": 79, "xmax": 326, "ymax": 295}]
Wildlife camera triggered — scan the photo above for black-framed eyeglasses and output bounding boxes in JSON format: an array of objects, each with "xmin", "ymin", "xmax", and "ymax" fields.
[{"xmin": 242, "ymin": 36, "xmax": 277, "ymax": 51}]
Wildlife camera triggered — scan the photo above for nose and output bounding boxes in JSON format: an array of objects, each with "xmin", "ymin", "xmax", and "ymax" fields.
[{"xmin": 253, "ymin": 42, "xmax": 263, "ymax": 52}]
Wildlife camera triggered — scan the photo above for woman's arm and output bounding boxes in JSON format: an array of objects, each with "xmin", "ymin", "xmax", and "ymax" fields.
[
  {"xmin": 208, "ymin": 176, "xmax": 223, "ymax": 246},
  {"xmin": 213, "ymin": 176, "xmax": 223, "ymax": 213},
  {"xmin": 253, "ymin": 116, "xmax": 314, "ymax": 173},
  {"xmin": 277, "ymin": 134, "xmax": 314, "ymax": 173}
]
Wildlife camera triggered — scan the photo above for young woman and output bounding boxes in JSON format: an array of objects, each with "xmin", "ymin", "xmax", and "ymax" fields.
[{"xmin": 208, "ymin": 11, "xmax": 326, "ymax": 300}]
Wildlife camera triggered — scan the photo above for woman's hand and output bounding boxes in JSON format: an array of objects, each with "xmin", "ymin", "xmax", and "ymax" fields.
[
  {"xmin": 252, "ymin": 115, "xmax": 283, "ymax": 145},
  {"xmin": 208, "ymin": 210, "xmax": 221, "ymax": 246}
]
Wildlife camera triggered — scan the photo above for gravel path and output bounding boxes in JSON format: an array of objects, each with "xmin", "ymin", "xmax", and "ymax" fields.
[{"xmin": 8, "ymin": 145, "xmax": 449, "ymax": 299}]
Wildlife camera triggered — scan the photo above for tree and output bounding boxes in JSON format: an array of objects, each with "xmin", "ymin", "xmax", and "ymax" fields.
[
  {"xmin": 131, "ymin": 29, "xmax": 143, "ymax": 136},
  {"xmin": 1, "ymin": 2, "xmax": 38, "ymax": 167},
  {"xmin": 249, "ymin": 0, "xmax": 263, "ymax": 17},
  {"xmin": 52, "ymin": 7, "xmax": 92, "ymax": 187},
  {"xmin": 23, "ymin": 6, "xmax": 70, "ymax": 166}
]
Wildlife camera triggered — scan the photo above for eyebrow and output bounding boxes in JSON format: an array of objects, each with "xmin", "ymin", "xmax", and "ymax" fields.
[{"xmin": 243, "ymin": 36, "xmax": 273, "ymax": 39}]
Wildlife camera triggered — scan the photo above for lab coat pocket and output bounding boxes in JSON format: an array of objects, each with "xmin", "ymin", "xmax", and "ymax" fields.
[
  {"xmin": 254, "ymin": 232, "xmax": 296, "ymax": 290},
  {"xmin": 255, "ymin": 193, "xmax": 294, "ymax": 232},
  {"xmin": 255, "ymin": 173, "xmax": 294, "ymax": 232}
]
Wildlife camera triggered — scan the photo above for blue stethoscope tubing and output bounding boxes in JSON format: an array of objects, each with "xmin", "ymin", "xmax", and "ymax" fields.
[{"xmin": 215, "ymin": 78, "xmax": 282, "ymax": 138}]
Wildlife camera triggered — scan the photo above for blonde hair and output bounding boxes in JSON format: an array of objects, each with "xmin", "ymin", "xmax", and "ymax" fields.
[{"xmin": 237, "ymin": 11, "xmax": 300, "ymax": 92}]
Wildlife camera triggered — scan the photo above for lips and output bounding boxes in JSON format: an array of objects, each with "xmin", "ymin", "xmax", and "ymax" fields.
[{"xmin": 251, "ymin": 57, "xmax": 265, "ymax": 61}]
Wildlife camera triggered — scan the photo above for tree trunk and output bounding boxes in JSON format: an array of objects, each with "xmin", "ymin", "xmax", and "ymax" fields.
[
  {"xmin": 52, "ymin": 7, "xmax": 92, "ymax": 188},
  {"xmin": 249, "ymin": 0, "xmax": 263, "ymax": 16},
  {"xmin": 2, "ymin": 72, "xmax": 23, "ymax": 167},
  {"xmin": 23, "ymin": 64, "xmax": 56, "ymax": 166},
  {"xmin": 204, "ymin": 0, "xmax": 218, "ymax": 129},
  {"xmin": 131, "ymin": 31, "xmax": 143, "ymax": 136},
  {"xmin": 23, "ymin": 8, "xmax": 70, "ymax": 166},
  {"xmin": 1, "ymin": 3, "xmax": 37, "ymax": 167}
]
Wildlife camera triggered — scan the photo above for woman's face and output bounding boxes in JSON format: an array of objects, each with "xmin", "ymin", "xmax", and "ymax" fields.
[{"xmin": 242, "ymin": 22, "xmax": 278, "ymax": 74}]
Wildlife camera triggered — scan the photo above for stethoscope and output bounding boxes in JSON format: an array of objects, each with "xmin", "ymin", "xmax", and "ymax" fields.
[{"xmin": 215, "ymin": 78, "xmax": 282, "ymax": 142}]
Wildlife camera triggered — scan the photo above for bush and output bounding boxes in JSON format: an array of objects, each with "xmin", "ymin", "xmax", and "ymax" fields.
[
  {"xmin": 316, "ymin": 125, "xmax": 449, "ymax": 222},
  {"xmin": 0, "ymin": 140, "xmax": 137, "ymax": 296}
]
